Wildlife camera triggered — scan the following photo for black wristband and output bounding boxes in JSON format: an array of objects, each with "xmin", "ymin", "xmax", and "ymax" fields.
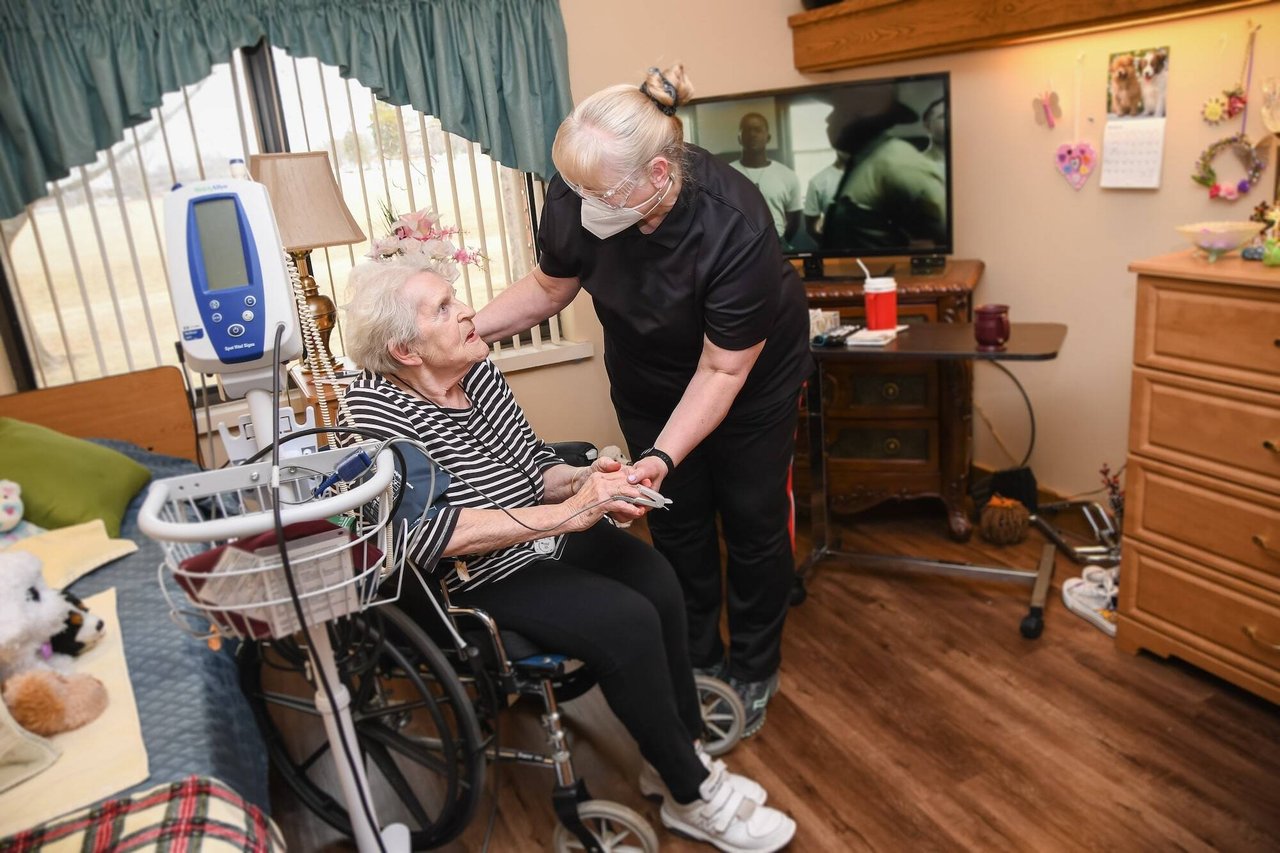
[{"xmin": 638, "ymin": 446, "xmax": 675, "ymax": 473}]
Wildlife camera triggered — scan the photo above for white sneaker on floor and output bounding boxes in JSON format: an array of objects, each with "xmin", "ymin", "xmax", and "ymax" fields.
[
  {"xmin": 1063, "ymin": 576, "xmax": 1118, "ymax": 637},
  {"xmin": 660, "ymin": 768, "xmax": 795, "ymax": 853},
  {"xmin": 639, "ymin": 744, "xmax": 767, "ymax": 805}
]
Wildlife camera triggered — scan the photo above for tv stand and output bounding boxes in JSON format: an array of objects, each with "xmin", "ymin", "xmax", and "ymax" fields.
[
  {"xmin": 799, "ymin": 255, "xmax": 898, "ymax": 280},
  {"xmin": 794, "ymin": 258, "xmax": 983, "ymax": 540}
]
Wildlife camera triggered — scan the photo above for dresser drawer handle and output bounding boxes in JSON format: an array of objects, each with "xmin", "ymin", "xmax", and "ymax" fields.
[
  {"xmin": 1242, "ymin": 625, "xmax": 1280, "ymax": 652},
  {"xmin": 884, "ymin": 437, "xmax": 902, "ymax": 455},
  {"xmin": 881, "ymin": 382, "xmax": 901, "ymax": 401},
  {"xmin": 1252, "ymin": 534, "xmax": 1280, "ymax": 559},
  {"xmin": 1265, "ymin": 440, "xmax": 1280, "ymax": 453}
]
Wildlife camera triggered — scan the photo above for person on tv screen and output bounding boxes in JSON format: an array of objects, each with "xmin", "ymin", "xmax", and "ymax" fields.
[
  {"xmin": 803, "ymin": 149, "xmax": 850, "ymax": 242},
  {"xmin": 729, "ymin": 112, "xmax": 802, "ymax": 247},
  {"xmin": 922, "ymin": 97, "xmax": 947, "ymax": 181},
  {"xmin": 823, "ymin": 84, "xmax": 946, "ymax": 251}
]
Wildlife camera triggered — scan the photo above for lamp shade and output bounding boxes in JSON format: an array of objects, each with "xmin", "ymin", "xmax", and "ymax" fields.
[{"xmin": 248, "ymin": 151, "xmax": 366, "ymax": 251}]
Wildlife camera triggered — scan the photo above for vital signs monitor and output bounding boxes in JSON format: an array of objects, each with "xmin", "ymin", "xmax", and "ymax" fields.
[{"xmin": 165, "ymin": 178, "xmax": 302, "ymax": 375}]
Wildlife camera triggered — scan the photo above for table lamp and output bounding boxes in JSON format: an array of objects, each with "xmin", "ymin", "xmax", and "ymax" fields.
[{"xmin": 248, "ymin": 151, "xmax": 365, "ymax": 372}]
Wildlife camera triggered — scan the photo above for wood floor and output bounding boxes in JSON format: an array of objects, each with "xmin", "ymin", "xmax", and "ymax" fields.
[{"xmin": 270, "ymin": 505, "xmax": 1280, "ymax": 851}]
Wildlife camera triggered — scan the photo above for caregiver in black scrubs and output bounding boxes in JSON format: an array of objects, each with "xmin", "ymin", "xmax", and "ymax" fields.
[{"xmin": 474, "ymin": 63, "xmax": 811, "ymax": 737}]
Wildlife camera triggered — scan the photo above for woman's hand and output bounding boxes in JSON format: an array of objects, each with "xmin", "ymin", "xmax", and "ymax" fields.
[
  {"xmin": 561, "ymin": 468, "xmax": 648, "ymax": 532},
  {"xmin": 626, "ymin": 456, "xmax": 667, "ymax": 491}
]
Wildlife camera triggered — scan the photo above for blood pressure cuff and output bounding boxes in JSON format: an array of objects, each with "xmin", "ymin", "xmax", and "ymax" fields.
[{"xmin": 393, "ymin": 450, "xmax": 451, "ymax": 527}]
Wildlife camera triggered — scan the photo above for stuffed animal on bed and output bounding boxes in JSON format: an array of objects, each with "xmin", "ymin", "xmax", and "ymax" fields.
[
  {"xmin": 0, "ymin": 550, "xmax": 108, "ymax": 735},
  {"xmin": 49, "ymin": 590, "xmax": 106, "ymax": 657},
  {"xmin": 0, "ymin": 479, "xmax": 22, "ymax": 533}
]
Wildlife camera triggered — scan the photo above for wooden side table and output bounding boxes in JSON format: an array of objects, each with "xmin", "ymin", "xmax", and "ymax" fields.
[
  {"xmin": 797, "ymin": 258, "xmax": 982, "ymax": 539},
  {"xmin": 287, "ymin": 361, "xmax": 357, "ymax": 445}
]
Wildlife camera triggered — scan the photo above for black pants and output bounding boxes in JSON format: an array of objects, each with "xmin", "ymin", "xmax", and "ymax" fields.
[
  {"xmin": 406, "ymin": 522, "xmax": 709, "ymax": 803},
  {"xmin": 617, "ymin": 393, "xmax": 799, "ymax": 682}
]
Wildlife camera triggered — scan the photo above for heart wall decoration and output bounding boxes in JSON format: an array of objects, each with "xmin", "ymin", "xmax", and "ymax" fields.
[{"xmin": 1056, "ymin": 142, "xmax": 1097, "ymax": 190}]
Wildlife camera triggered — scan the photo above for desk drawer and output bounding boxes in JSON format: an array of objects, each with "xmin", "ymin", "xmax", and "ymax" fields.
[
  {"xmin": 824, "ymin": 417, "xmax": 938, "ymax": 471},
  {"xmin": 1121, "ymin": 542, "xmax": 1280, "ymax": 679},
  {"xmin": 1130, "ymin": 367, "xmax": 1280, "ymax": 494},
  {"xmin": 822, "ymin": 362, "xmax": 937, "ymax": 418},
  {"xmin": 1126, "ymin": 458, "xmax": 1280, "ymax": 589},
  {"xmin": 1135, "ymin": 276, "xmax": 1280, "ymax": 393}
]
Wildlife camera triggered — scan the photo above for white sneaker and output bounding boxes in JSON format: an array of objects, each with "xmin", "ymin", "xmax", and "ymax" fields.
[
  {"xmin": 1062, "ymin": 576, "xmax": 1117, "ymax": 637},
  {"xmin": 639, "ymin": 744, "xmax": 767, "ymax": 805},
  {"xmin": 660, "ymin": 769, "xmax": 795, "ymax": 853}
]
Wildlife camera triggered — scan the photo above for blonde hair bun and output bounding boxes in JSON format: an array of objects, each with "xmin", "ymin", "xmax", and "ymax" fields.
[{"xmin": 640, "ymin": 64, "xmax": 694, "ymax": 114}]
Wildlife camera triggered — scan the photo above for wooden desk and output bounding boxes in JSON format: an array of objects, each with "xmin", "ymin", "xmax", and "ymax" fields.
[{"xmin": 801, "ymin": 322, "xmax": 1068, "ymax": 638}]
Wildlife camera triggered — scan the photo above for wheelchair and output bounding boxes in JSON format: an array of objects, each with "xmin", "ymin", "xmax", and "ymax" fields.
[{"xmin": 240, "ymin": 563, "xmax": 748, "ymax": 851}]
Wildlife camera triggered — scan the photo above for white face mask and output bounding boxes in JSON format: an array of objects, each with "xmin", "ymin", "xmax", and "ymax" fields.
[{"xmin": 579, "ymin": 177, "xmax": 672, "ymax": 239}]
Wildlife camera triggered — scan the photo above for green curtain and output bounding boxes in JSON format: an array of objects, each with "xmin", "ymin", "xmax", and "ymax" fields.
[{"xmin": 0, "ymin": 0, "xmax": 574, "ymax": 221}]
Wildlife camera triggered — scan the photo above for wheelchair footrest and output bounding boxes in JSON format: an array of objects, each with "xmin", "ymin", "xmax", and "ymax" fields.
[{"xmin": 513, "ymin": 653, "xmax": 569, "ymax": 678}]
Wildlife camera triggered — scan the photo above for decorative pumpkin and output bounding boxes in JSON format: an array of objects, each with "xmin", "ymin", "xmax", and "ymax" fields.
[{"xmin": 979, "ymin": 494, "xmax": 1030, "ymax": 545}]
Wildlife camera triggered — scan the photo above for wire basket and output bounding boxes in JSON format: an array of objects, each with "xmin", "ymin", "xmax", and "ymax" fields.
[{"xmin": 138, "ymin": 444, "xmax": 399, "ymax": 641}]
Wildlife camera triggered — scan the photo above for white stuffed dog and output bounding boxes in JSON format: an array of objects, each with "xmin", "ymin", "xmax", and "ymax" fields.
[{"xmin": 0, "ymin": 550, "xmax": 75, "ymax": 681}]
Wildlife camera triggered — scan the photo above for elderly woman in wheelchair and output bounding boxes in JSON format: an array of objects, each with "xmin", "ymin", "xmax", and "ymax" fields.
[{"xmin": 243, "ymin": 256, "xmax": 797, "ymax": 852}]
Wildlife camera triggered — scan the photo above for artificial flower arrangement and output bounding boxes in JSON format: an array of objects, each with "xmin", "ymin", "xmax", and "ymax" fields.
[{"xmin": 367, "ymin": 203, "xmax": 485, "ymax": 276}]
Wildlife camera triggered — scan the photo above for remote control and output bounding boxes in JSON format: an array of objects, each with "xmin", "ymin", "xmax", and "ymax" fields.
[
  {"xmin": 613, "ymin": 485, "xmax": 673, "ymax": 509},
  {"xmin": 812, "ymin": 324, "xmax": 863, "ymax": 346}
]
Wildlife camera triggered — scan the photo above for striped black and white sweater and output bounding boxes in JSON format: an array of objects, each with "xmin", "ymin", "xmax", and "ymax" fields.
[{"xmin": 342, "ymin": 358, "xmax": 565, "ymax": 592}]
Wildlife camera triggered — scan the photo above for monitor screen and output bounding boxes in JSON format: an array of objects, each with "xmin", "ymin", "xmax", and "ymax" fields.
[
  {"xmin": 678, "ymin": 72, "xmax": 951, "ymax": 261},
  {"xmin": 193, "ymin": 197, "xmax": 251, "ymax": 291}
]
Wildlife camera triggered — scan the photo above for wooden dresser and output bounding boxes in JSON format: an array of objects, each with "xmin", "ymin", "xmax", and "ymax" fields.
[
  {"xmin": 794, "ymin": 258, "xmax": 981, "ymax": 539},
  {"xmin": 1119, "ymin": 251, "xmax": 1280, "ymax": 704}
]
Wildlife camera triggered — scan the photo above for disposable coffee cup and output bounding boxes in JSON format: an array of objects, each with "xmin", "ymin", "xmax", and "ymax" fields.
[{"xmin": 864, "ymin": 276, "xmax": 898, "ymax": 331}]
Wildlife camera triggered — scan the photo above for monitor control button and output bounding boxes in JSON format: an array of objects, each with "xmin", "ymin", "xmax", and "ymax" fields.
[
  {"xmin": 228, "ymin": 324, "xmax": 246, "ymax": 338},
  {"xmin": 242, "ymin": 310, "xmax": 254, "ymax": 322},
  {"xmin": 244, "ymin": 295, "xmax": 257, "ymax": 307},
  {"xmin": 211, "ymin": 312, "xmax": 223, "ymax": 323},
  {"xmin": 208, "ymin": 299, "xmax": 221, "ymax": 310}
]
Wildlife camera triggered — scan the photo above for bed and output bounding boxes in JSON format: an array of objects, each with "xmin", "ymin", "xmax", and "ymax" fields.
[{"xmin": 0, "ymin": 367, "xmax": 270, "ymax": 818}]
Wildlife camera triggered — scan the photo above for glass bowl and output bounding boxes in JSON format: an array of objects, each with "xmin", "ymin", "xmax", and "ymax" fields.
[{"xmin": 1176, "ymin": 221, "xmax": 1266, "ymax": 262}]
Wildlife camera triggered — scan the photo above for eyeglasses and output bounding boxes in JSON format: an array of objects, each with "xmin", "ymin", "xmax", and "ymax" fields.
[{"xmin": 564, "ymin": 163, "xmax": 649, "ymax": 210}]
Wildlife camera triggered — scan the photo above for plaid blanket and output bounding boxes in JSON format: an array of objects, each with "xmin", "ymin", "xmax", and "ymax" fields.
[{"xmin": 0, "ymin": 776, "xmax": 285, "ymax": 852}]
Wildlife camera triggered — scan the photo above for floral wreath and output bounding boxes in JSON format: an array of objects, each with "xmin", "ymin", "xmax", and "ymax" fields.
[
  {"xmin": 367, "ymin": 203, "xmax": 485, "ymax": 275},
  {"xmin": 1192, "ymin": 133, "xmax": 1266, "ymax": 201}
]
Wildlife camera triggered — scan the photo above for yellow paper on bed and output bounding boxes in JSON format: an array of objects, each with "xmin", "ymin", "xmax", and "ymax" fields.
[
  {"xmin": 0, "ymin": 588, "xmax": 149, "ymax": 836},
  {"xmin": 5, "ymin": 519, "xmax": 137, "ymax": 589}
]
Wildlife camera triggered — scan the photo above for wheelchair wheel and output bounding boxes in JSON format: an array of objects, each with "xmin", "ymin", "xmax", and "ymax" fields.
[
  {"xmin": 241, "ymin": 604, "xmax": 486, "ymax": 849},
  {"xmin": 695, "ymin": 675, "xmax": 745, "ymax": 758},
  {"xmin": 552, "ymin": 800, "xmax": 659, "ymax": 853}
]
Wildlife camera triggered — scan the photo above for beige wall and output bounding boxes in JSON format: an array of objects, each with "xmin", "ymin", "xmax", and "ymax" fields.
[{"xmin": 541, "ymin": 0, "xmax": 1280, "ymax": 495}]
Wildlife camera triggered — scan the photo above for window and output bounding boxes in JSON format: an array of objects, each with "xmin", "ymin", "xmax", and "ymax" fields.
[{"xmin": 0, "ymin": 46, "xmax": 571, "ymax": 391}]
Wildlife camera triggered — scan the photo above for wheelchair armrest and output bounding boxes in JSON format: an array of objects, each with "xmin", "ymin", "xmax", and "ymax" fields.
[{"xmin": 547, "ymin": 441, "xmax": 597, "ymax": 468}]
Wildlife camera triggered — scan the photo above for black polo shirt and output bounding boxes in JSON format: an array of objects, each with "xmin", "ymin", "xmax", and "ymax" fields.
[{"xmin": 537, "ymin": 145, "xmax": 812, "ymax": 421}]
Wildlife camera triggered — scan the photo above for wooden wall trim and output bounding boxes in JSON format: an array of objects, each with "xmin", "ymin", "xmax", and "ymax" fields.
[{"xmin": 789, "ymin": 0, "xmax": 1271, "ymax": 72}]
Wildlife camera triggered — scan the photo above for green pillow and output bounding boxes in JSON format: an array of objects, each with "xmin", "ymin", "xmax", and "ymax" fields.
[{"xmin": 0, "ymin": 418, "xmax": 151, "ymax": 538}]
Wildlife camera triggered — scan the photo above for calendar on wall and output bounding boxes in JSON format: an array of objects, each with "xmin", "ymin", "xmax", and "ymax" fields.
[
  {"xmin": 1099, "ymin": 45, "xmax": 1169, "ymax": 189},
  {"xmin": 1100, "ymin": 117, "xmax": 1166, "ymax": 188}
]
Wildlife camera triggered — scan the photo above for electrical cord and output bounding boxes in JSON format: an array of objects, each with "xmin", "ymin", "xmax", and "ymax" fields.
[
  {"xmin": 265, "ymin": 324, "xmax": 388, "ymax": 853},
  {"xmin": 987, "ymin": 361, "xmax": 1036, "ymax": 469}
]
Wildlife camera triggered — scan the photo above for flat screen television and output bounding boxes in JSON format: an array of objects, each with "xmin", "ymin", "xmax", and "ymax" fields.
[{"xmin": 678, "ymin": 72, "xmax": 951, "ymax": 277}]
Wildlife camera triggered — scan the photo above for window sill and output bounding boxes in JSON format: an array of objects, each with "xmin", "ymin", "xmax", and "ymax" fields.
[{"xmin": 491, "ymin": 339, "xmax": 594, "ymax": 373}]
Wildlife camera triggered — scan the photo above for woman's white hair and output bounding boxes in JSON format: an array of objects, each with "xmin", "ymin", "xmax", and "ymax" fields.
[
  {"xmin": 553, "ymin": 63, "xmax": 694, "ymax": 190},
  {"xmin": 342, "ymin": 256, "xmax": 454, "ymax": 375}
]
